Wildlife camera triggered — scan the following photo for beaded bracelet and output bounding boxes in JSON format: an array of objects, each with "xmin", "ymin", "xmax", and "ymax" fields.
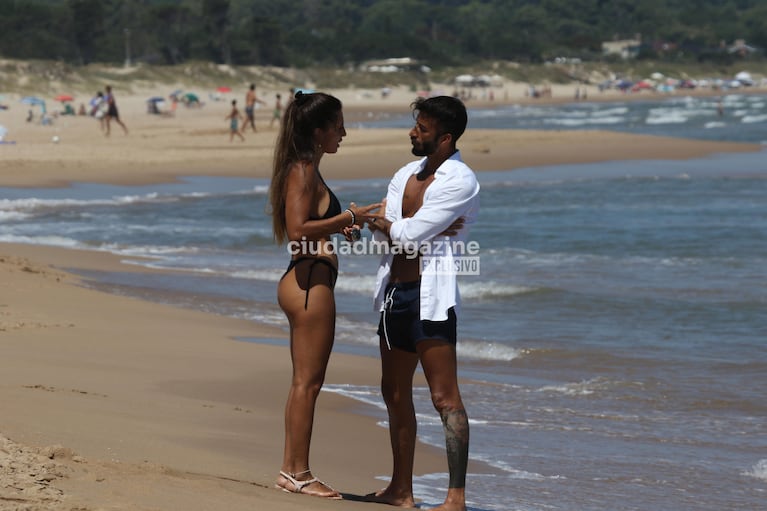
[{"xmin": 345, "ymin": 208, "xmax": 356, "ymax": 226}]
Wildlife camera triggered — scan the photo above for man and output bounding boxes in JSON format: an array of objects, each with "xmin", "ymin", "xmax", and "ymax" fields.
[
  {"xmin": 104, "ymin": 85, "xmax": 128, "ymax": 136},
  {"xmin": 241, "ymin": 83, "xmax": 266, "ymax": 133},
  {"xmin": 366, "ymin": 96, "xmax": 480, "ymax": 511}
]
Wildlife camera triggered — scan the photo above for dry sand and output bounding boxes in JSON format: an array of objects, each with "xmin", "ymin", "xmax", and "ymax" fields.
[
  {"xmin": 0, "ymin": 84, "xmax": 762, "ymax": 510},
  {"xmin": 0, "ymin": 245, "xmax": 457, "ymax": 511},
  {"xmin": 0, "ymin": 83, "xmax": 760, "ymax": 188}
]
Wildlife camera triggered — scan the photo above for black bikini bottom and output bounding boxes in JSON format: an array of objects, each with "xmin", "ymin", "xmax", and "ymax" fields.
[{"xmin": 282, "ymin": 257, "xmax": 338, "ymax": 309}]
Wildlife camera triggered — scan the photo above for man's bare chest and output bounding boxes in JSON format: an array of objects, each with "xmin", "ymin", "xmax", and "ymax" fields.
[{"xmin": 401, "ymin": 174, "xmax": 435, "ymax": 218}]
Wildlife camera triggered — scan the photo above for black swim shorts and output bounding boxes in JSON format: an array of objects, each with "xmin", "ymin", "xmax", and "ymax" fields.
[{"xmin": 377, "ymin": 280, "xmax": 457, "ymax": 353}]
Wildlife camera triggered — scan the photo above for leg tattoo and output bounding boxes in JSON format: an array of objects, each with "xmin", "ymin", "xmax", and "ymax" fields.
[{"xmin": 441, "ymin": 408, "xmax": 469, "ymax": 488}]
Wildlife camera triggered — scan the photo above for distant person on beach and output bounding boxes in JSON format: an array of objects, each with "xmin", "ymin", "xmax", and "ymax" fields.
[
  {"xmin": 89, "ymin": 91, "xmax": 103, "ymax": 116},
  {"xmin": 225, "ymin": 100, "xmax": 245, "ymax": 142},
  {"xmin": 104, "ymin": 85, "xmax": 128, "ymax": 136},
  {"xmin": 268, "ymin": 91, "xmax": 379, "ymax": 500},
  {"xmin": 241, "ymin": 83, "xmax": 266, "ymax": 133},
  {"xmin": 89, "ymin": 91, "xmax": 106, "ymax": 132},
  {"xmin": 269, "ymin": 93, "xmax": 283, "ymax": 128},
  {"xmin": 365, "ymin": 96, "xmax": 480, "ymax": 511}
]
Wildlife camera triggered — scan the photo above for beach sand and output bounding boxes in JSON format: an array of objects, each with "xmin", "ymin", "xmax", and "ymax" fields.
[
  {"xmin": 0, "ymin": 83, "xmax": 760, "ymax": 187},
  {"xmin": 0, "ymin": 86, "xmax": 762, "ymax": 510}
]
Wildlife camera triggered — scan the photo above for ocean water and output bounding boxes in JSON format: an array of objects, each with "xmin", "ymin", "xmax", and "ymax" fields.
[
  {"xmin": 1, "ymin": 95, "xmax": 766, "ymax": 510},
  {"xmin": 361, "ymin": 91, "xmax": 767, "ymax": 144}
]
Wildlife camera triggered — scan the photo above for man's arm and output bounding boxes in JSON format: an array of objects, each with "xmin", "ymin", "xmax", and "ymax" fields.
[{"xmin": 387, "ymin": 173, "xmax": 478, "ymax": 245}]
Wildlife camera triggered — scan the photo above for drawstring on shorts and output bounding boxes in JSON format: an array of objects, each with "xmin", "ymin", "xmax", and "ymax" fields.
[{"xmin": 381, "ymin": 286, "xmax": 397, "ymax": 350}]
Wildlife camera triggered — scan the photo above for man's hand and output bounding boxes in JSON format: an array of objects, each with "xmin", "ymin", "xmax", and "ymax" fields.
[{"xmin": 439, "ymin": 217, "xmax": 464, "ymax": 236}]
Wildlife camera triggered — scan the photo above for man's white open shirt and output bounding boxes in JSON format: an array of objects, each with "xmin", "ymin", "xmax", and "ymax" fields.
[{"xmin": 373, "ymin": 151, "xmax": 480, "ymax": 321}]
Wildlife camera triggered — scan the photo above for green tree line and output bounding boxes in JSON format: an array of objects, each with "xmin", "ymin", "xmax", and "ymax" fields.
[{"xmin": 1, "ymin": 0, "xmax": 765, "ymax": 67}]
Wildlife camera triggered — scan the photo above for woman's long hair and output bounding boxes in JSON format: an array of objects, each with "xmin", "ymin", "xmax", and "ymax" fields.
[{"xmin": 269, "ymin": 92, "xmax": 342, "ymax": 244}]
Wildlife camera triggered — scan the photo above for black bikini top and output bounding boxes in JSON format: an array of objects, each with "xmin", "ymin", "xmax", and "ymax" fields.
[{"xmin": 311, "ymin": 173, "xmax": 342, "ymax": 220}]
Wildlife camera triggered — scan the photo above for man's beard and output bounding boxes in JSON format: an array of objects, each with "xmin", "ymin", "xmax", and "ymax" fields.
[{"xmin": 411, "ymin": 136, "xmax": 438, "ymax": 157}]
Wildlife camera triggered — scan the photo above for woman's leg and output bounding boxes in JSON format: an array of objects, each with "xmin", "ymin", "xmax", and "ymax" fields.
[{"xmin": 276, "ymin": 262, "xmax": 339, "ymax": 497}]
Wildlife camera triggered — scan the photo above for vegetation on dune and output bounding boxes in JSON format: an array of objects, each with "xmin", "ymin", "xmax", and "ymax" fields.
[
  {"xmin": 0, "ymin": 0, "xmax": 765, "ymax": 68},
  {"xmin": 2, "ymin": 1, "xmax": 766, "ymax": 97}
]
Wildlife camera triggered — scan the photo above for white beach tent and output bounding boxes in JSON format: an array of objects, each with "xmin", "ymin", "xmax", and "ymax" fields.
[
  {"xmin": 454, "ymin": 74, "xmax": 475, "ymax": 86},
  {"xmin": 735, "ymin": 71, "xmax": 754, "ymax": 86}
]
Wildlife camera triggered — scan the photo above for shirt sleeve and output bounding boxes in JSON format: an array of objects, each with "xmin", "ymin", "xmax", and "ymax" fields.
[{"xmin": 389, "ymin": 170, "xmax": 478, "ymax": 245}]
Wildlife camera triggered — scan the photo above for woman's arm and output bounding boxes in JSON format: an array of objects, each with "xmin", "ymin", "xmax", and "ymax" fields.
[{"xmin": 283, "ymin": 163, "xmax": 355, "ymax": 241}]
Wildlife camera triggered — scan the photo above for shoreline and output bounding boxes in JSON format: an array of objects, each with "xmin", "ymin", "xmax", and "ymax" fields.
[{"xmin": 0, "ymin": 126, "xmax": 761, "ymax": 189}]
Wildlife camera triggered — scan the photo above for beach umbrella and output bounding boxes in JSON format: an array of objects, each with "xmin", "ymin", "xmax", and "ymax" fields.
[
  {"xmin": 184, "ymin": 92, "xmax": 199, "ymax": 102},
  {"xmin": 631, "ymin": 80, "xmax": 653, "ymax": 92},
  {"xmin": 55, "ymin": 94, "xmax": 74, "ymax": 102},
  {"xmin": 20, "ymin": 96, "xmax": 45, "ymax": 106},
  {"xmin": 216, "ymin": 86, "xmax": 232, "ymax": 93},
  {"xmin": 20, "ymin": 96, "xmax": 46, "ymax": 114},
  {"xmin": 147, "ymin": 96, "xmax": 165, "ymax": 103}
]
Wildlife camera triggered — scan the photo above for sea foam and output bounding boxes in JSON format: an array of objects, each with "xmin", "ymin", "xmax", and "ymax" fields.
[
  {"xmin": 743, "ymin": 459, "xmax": 767, "ymax": 481},
  {"xmin": 742, "ymin": 114, "xmax": 767, "ymax": 124},
  {"xmin": 457, "ymin": 340, "xmax": 522, "ymax": 362}
]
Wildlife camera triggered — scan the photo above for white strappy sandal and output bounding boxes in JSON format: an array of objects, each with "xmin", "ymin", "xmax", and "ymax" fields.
[{"xmin": 276, "ymin": 470, "xmax": 342, "ymax": 499}]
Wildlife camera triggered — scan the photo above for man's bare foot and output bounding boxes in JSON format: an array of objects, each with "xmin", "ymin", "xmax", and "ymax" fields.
[
  {"xmin": 429, "ymin": 491, "xmax": 466, "ymax": 511},
  {"xmin": 429, "ymin": 503, "xmax": 466, "ymax": 511},
  {"xmin": 363, "ymin": 487, "xmax": 415, "ymax": 507}
]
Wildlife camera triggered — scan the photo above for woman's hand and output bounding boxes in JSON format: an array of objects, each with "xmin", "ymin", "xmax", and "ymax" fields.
[
  {"xmin": 365, "ymin": 198, "xmax": 387, "ymax": 233},
  {"xmin": 349, "ymin": 201, "xmax": 386, "ymax": 221},
  {"xmin": 340, "ymin": 201, "xmax": 382, "ymax": 240},
  {"xmin": 347, "ymin": 201, "xmax": 383, "ymax": 227},
  {"xmin": 341, "ymin": 224, "xmax": 361, "ymax": 242}
]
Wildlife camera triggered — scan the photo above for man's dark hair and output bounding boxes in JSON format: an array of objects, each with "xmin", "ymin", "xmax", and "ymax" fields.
[{"xmin": 411, "ymin": 96, "xmax": 467, "ymax": 142}]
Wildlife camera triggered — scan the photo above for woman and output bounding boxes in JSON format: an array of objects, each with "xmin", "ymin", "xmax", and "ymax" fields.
[{"xmin": 269, "ymin": 91, "xmax": 379, "ymax": 499}]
